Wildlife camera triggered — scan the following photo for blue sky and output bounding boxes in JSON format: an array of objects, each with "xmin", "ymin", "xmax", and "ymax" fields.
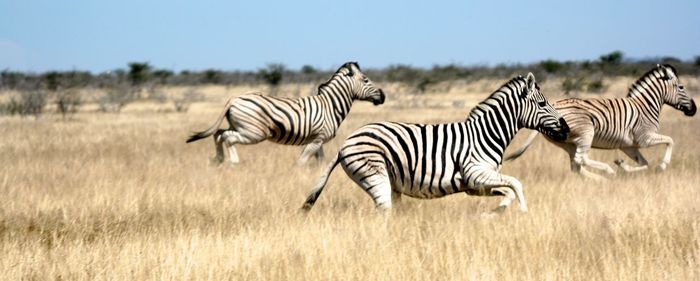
[{"xmin": 1, "ymin": 0, "xmax": 698, "ymax": 72}]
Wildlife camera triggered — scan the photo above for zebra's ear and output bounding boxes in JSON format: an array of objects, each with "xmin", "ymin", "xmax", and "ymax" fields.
[
  {"xmin": 662, "ymin": 65, "xmax": 677, "ymax": 80},
  {"xmin": 342, "ymin": 62, "xmax": 355, "ymax": 77},
  {"xmin": 524, "ymin": 72, "xmax": 536, "ymax": 97}
]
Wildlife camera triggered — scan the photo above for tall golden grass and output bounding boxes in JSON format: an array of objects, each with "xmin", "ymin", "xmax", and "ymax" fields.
[{"xmin": 1, "ymin": 79, "xmax": 699, "ymax": 280}]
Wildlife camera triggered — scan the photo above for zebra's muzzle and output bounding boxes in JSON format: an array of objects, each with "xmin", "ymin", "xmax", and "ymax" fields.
[
  {"xmin": 542, "ymin": 117, "xmax": 569, "ymax": 142},
  {"xmin": 372, "ymin": 90, "xmax": 386, "ymax": 105},
  {"xmin": 683, "ymin": 100, "xmax": 696, "ymax": 116}
]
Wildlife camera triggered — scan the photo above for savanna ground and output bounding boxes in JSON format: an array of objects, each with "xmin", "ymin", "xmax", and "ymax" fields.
[{"xmin": 1, "ymin": 77, "xmax": 699, "ymax": 280}]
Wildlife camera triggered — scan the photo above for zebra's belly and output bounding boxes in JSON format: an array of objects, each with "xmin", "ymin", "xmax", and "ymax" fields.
[
  {"xmin": 590, "ymin": 134, "xmax": 635, "ymax": 149},
  {"xmin": 395, "ymin": 171, "xmax": 462, "ymax": 199},
  {"xmin": 267, "ymin": 134, "xmax": 315, "ymax": 145}
]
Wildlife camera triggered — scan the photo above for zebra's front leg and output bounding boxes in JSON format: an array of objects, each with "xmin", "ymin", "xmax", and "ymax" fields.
[
  {"xmin": 642, "ymin": 134, "xmax": 674, "ymax": 172},
  {"xmin": 297, "ymin": 140, "xmax": 323, "ymax": 166},
  {"xmin": 470, "ymin": 171, "xmax": 528, "ymax": 213},
  {"xmin": 614, "ymin": 148, "xmax": 649, "ymax": 173}
]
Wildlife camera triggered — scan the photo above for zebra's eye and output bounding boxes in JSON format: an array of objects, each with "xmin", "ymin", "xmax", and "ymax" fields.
[
  {"xmin": 679, "ymin": 85, "xmax": 685, "ymax": 91},
  {"xmin": 537, "ymin": 101, "xmax": 547, "ymax": 107},
  {"xmin": 363, "ymin": 78, "xmax": 369, "ymax": 84}
]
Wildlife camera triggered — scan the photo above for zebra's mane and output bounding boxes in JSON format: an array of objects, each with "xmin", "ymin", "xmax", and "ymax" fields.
[
  {"xmin": 627, "ymin": 64, "xmax": 675, "ymax": 98},
  {"xmin": 467, "ymin": 76, "xmax": 527, "ymax": 121},
  {"xmin": 315, "ymin": 62, "xmax": 357, "ymax": 95}
]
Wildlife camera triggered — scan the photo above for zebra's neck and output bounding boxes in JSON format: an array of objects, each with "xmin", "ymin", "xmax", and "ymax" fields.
[
  {"xmin": 627, "ymin": 71, "xmax": 666, "ymax": 119},
  {"xmin": 317, "ymin": 79, "xmax": 354, "ymax": 126},
  {"xmin": 466, "ymin": 80, "xmax": 524, "ymax": 164}
]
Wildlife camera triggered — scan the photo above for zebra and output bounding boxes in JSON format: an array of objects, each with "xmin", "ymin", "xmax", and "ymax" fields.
[
  {"xmin": 505, "ymin": 64, "xmax": 696, "ymax": 181},
  {"xmin": 186, "ymin": 62, "xmax": 386, "ymax": 165},
  {"xmin": 301, "ymin": 73, "xmax": 569, "ymax": 213}
]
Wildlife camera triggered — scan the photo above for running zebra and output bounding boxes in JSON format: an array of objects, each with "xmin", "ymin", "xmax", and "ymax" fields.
[
  {"xmin": 301, "ymin": 73, "xmax": 569, "ymax": 213},
  {"xmin": 505, "ymin": 64, "xmax": 696, "ymax": 181},
  {"xmin": 186, "ymin": 62, "xmax": 386, "ymax": 165}
]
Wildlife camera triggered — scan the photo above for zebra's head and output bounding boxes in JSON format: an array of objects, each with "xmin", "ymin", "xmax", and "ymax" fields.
[
  {"xmin": 658, "ymin": 64, "xmax": 696, "ymax": 116},
  {"xmin": 518, "ymin": 73, "xmax": 569, "ymax": 141},
  {"xmin": 339, "ymin": 62, "xmax": 385, "ymax": 105}
]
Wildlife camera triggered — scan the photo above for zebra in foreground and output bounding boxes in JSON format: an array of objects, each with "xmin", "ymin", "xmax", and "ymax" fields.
[
  {"xmin": 301, "ymin": 73, "xmax": 569, "ymax": 213},
  {"xmin": 505, "ymin": 64, "xmax": 696, "ymax": 181},
  {"xmin": 186, "ymin": 62, "xmax": 386, "ymax": 165}
]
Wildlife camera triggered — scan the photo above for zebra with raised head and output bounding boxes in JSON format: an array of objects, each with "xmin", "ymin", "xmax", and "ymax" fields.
[
  {"xmin": 301, "ymin": 73, "xmax": 569, "ymax": 213},
  {"xmin": 505, "ymin": 64, "xmax": 696, "ymax": 181},
  {"xmin": 186, "ymin": 62, "xmax": 386, "ymax": 165}
]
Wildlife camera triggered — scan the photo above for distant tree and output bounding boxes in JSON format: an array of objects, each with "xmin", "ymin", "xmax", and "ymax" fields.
[
  {"xmin": 258, "ymin": 63, "xmax": 285, "ymax": 87},
  {"xmin": 152, "ymin": 69, "xmax": 174, "ymax": 84},
  {"xmin": 599, "ymin": 51, "xmax": 624, "ymax": 65},
  {"xmin": 695, "ymin": 56, "xmax": 700, "ymax": 67},
  {"xmin": 539, "ymin": 59, "xmax": 563, "ymax": 74},
  {"xmin": 43, "ymin": 71, "xmax": 62, "ymax": 91},
  {"xmin": 661, "ymin": 57, "xmax": 681, "ymax": 64},
  {"xmin": 385, "ymin": 64, "xmax": 422, "ymax": 82},
  {"xmin": 202, "ymin": 69, "xmax": 221, "ymax": 84},
  {"xmin": 127, "ymin": 62, "xmax": 152, "ymax": 86},
  {"xmin": 301, "ymin": 65, "xmax": 317, "ymax": 75}
]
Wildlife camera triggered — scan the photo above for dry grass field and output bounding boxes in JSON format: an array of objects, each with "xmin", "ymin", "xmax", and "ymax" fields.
[{"xmin": 1, "ymin": 78, "xmax": 699, "ymax": 280}]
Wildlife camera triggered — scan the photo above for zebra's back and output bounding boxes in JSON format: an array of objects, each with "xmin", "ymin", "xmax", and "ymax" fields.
[{"xmin": 338, "ymin": 122, "xmax": 467, "ymax": 199}]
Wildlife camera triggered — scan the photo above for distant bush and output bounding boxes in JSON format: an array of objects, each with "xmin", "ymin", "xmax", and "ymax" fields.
[
  {"xmin": 55, "ymin": 89, "xmax": 82, "ymax": 119},
  {"xmin": 202, "ymin": 69, "xmax": 221, "ymax": 84},
  {"xmin": 586, "ymin": 78, "xmax": 606, "ymax": 93},
  {"xmin": 173, "ymin": 89, "xmax": 203, "ymax": 113},
  {"xmin": 385, "ymin": 65, "xmax": 422, "ymax": 82},
  {"xmin": 694, "ymin": 56, "xmax": 700, "ymax": 67},
  {"xmin": 99, "ymin": 84, "xmax": 134, "ymax": 113},
  {"xmin": 151, "ymin": 69, "xmax": 174, "ymax": 84},
  {"xmin": 1, "ymin": 90, "xmax": 48, "ymax": 118},
  {"xmin": 562, "ymin": 77, "xmax": 585, "ymax": 95},
  {"xmin": 539, "ymin": 60, "xmax": 563, "ymax": 74}
]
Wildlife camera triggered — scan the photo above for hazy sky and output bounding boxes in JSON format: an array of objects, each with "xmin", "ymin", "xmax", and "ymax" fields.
[{"xmin": 1, "ymin": 0, "xmax": 698, "ymax": 72}]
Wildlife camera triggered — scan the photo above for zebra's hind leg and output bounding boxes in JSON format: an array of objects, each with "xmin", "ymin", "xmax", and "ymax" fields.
[
  {"xmin": 343, "ymin": 162, "xmax": 394, "ymax": 212},
  {"xmin": 614, "ymin": 148, "xmax": 649, "ymax": 173},
  {"xmin": 572, "ymin": 143, "xmax": 616, "ymax": 179},
  {"xmin": 213, "ymin": 129, "xmax": 228, "ymax": 164},
  {"xmin": 297, "ymin": 140, "xmax": 324, "ymax": 165},
  {"xmin": 218, "ymin": 130, "xmax": 263, "ymax": 164},
  {"xmin": 313, "ymin": 146, "xmax": 325, "ymax": 161}
]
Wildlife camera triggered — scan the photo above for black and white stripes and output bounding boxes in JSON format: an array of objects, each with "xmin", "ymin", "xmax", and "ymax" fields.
[
  {"xmin": 186, "ymin": 62, "xmax": 385, "ymax": 165},
  {"xmin": 301, "ymin": 73, "xmax": 569, "ymax": 212}
]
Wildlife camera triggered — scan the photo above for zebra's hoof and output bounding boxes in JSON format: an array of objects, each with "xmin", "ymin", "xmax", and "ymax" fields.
[
  {"xmin": 480, "ymin": 212, "xmax": 499, "ymax": 219},
  {"xmin": 614, "ymin": 159, "xmax": 624, "ymax": 166},
  {"xmin": 655, "ymin": 163, "xmax": 667, "ymax": 173}
]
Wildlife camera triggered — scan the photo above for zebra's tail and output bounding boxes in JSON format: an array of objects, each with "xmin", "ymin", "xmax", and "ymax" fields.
[
  {"xmin": 301, "ymin": 153, "xmax": 341, "ymax": 212},
  {"xmin": 504, "ymin": 130, "xmax": 539, "ymax": 161},
  {"xmin": 186, "ymin": 97, "xmax": 237, "ymax": 143}
]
